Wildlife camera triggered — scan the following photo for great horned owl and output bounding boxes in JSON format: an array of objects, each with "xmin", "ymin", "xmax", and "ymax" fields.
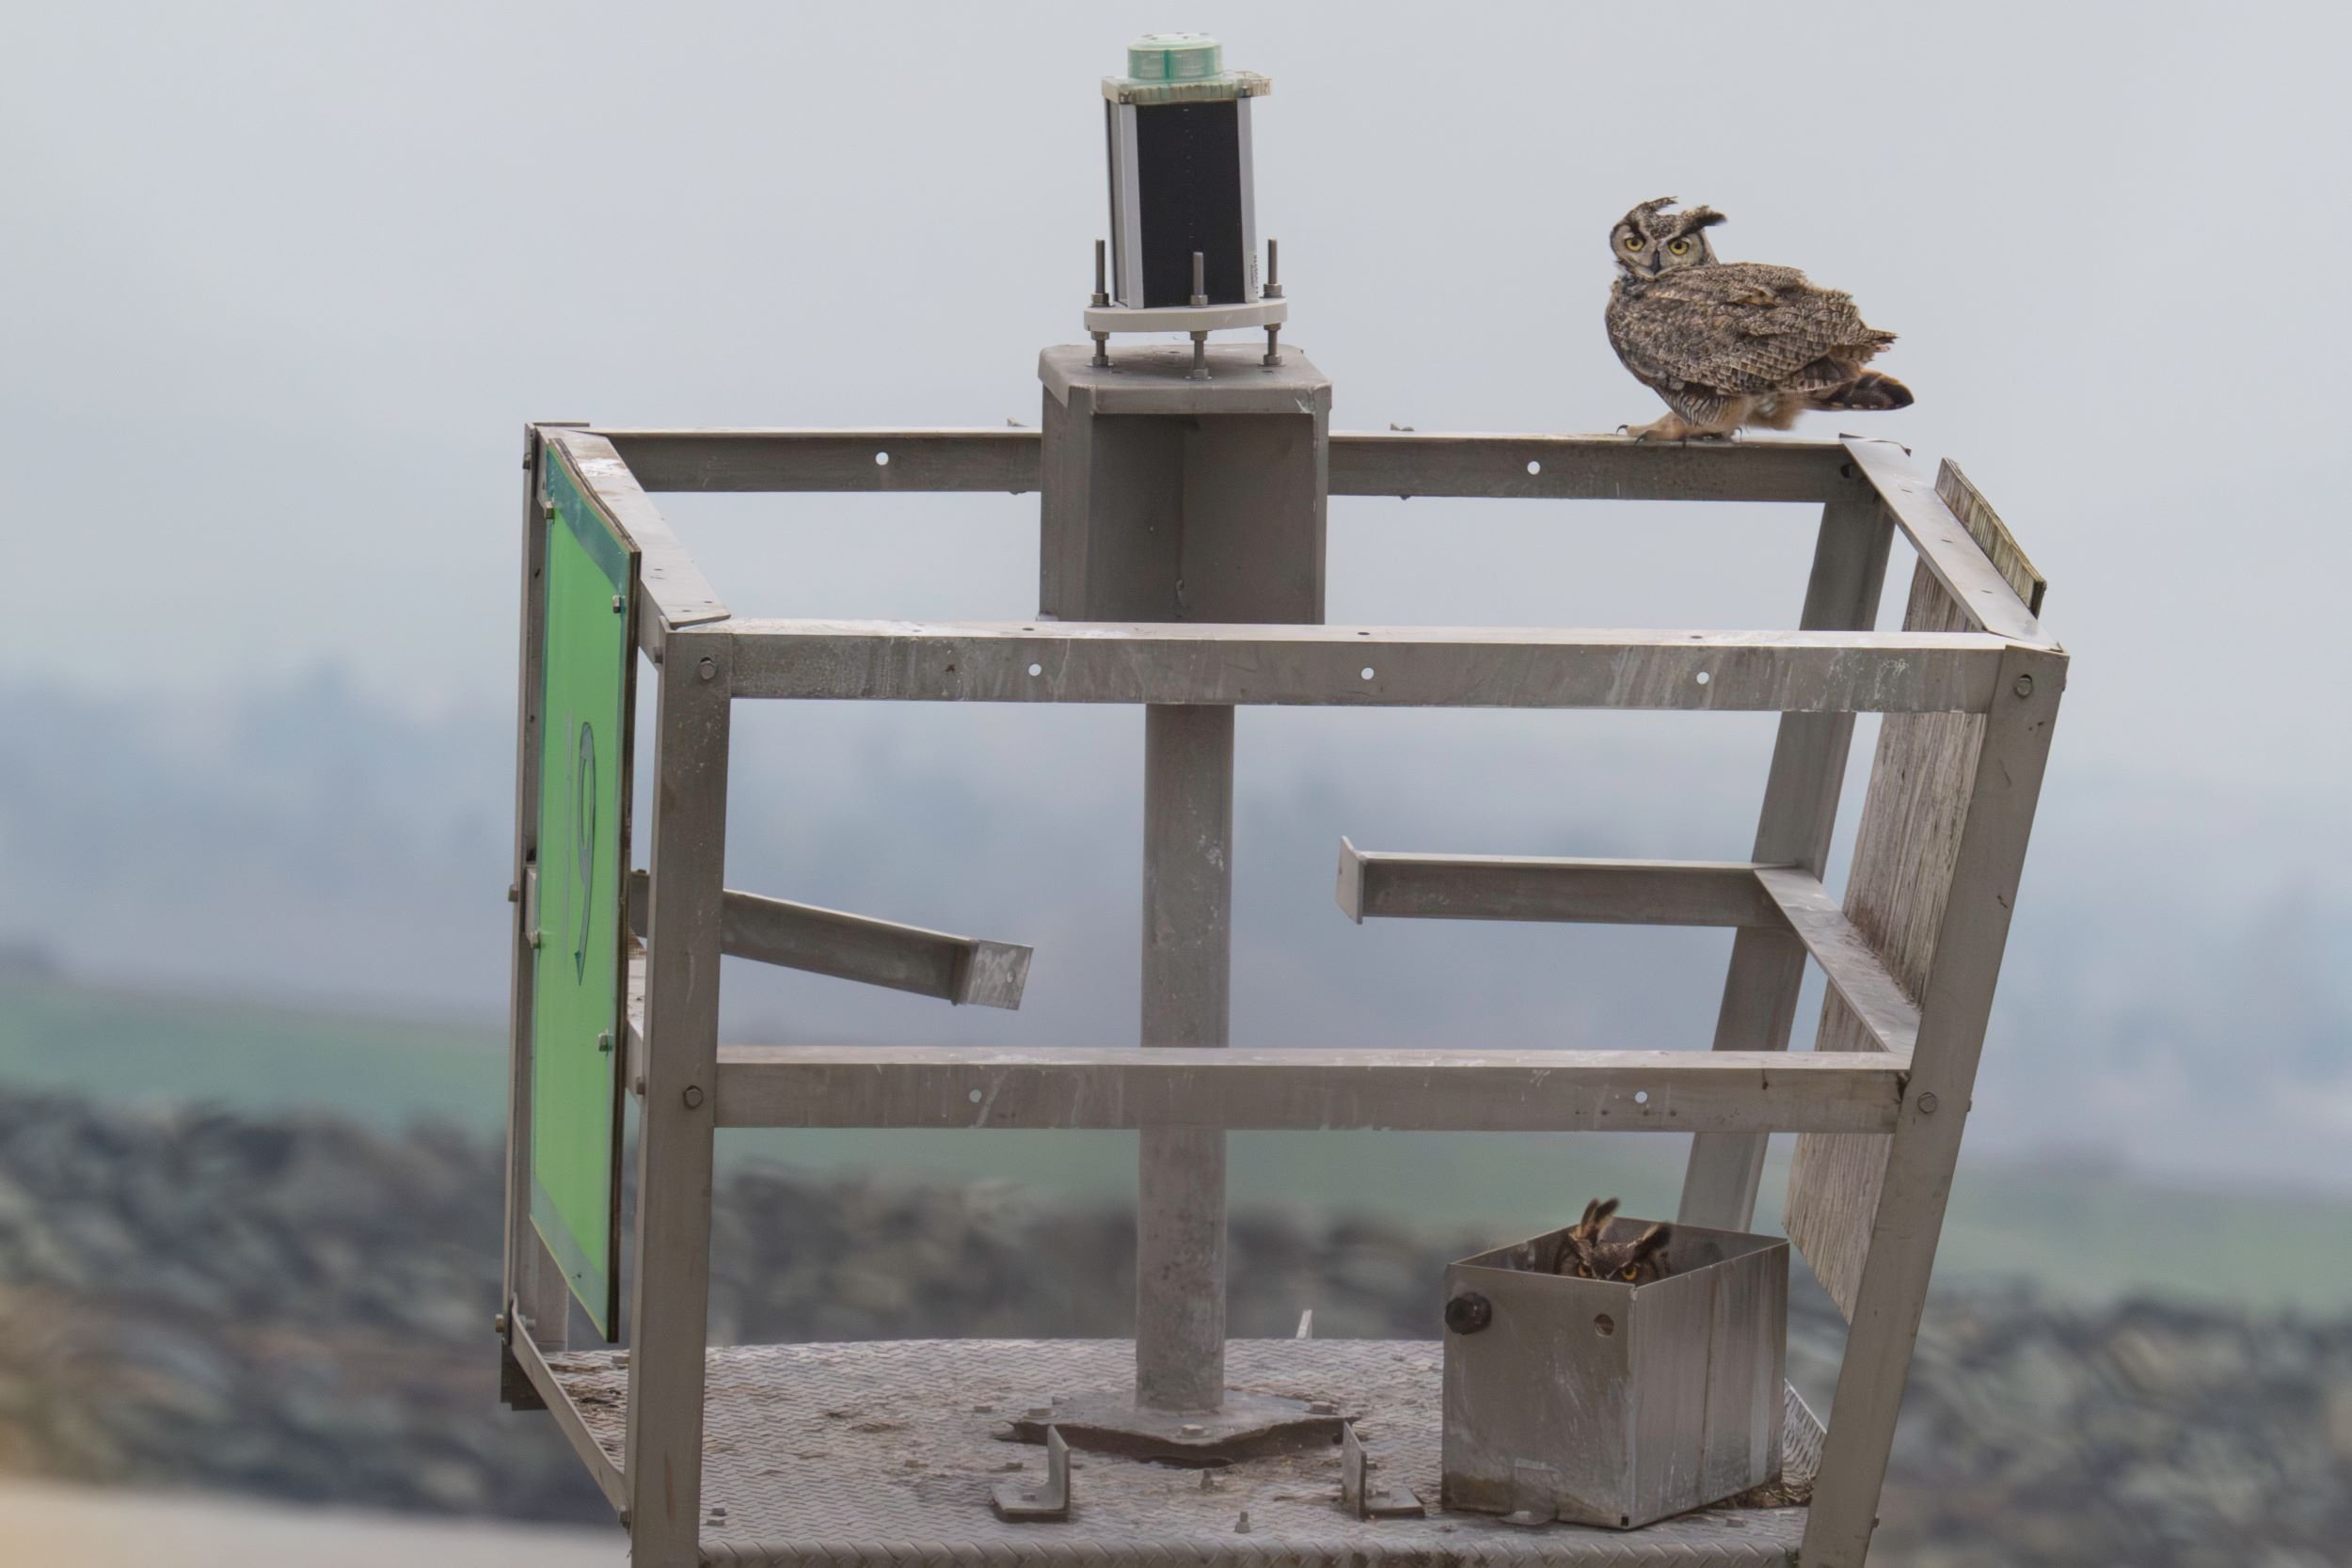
[
  {"xmin": 1605, "ymin": 198, "xmax": 1912, "ymax": 441},
  {"xmin": 1553, "ymin": 1197, "xmax": 1672, "ymax": 1284}
]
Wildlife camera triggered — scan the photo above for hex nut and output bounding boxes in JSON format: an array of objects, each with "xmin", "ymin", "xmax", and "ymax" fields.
[
  {"xmin": 683, "ymin": 1085, "xmax": 706, "ymax": 1109},
  {"xmin": 1916, "ymin": 1090, "xmax": 1941, "ymax": 1115},
  {"xmin": 1444, "ymin": 1292, "xmax": 1494, "ymax": 1335}
]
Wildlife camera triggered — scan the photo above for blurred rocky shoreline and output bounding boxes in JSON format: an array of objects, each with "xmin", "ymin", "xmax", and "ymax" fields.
[{"xmin": 2, "ymin": 1096, "xmax": 2344, "ymax": 1566}]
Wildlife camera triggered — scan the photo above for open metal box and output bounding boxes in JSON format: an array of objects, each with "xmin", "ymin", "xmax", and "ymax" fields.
[{"xmin": 1444, "ymin": 1219, "xmax": 1790, "ymax": 1528}]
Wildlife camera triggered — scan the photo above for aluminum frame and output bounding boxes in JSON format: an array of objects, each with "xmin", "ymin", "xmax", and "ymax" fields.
[{"xmin": 503, "ymin": 421, "xmax": 2064, "ymax": 1568}]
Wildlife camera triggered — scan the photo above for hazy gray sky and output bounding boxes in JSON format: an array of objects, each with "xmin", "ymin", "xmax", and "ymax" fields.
[
  {"xmin": 5, "ymin": 6, "xmax": 2349, "ymax": 1188},
  {"xmin": 6, "ymin": 4, "xmax": 2347, "ymax": 793}
]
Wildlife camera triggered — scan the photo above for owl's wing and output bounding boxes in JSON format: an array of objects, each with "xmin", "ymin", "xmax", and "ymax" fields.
[{"xmin": 1616, "ymin": 264, "xmax": 1894, "ymax": 396}]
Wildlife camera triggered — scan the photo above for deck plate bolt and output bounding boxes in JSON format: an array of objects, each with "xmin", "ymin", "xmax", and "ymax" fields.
[
  {"xmin": 1915, "ymin": 1090, "xmax": 1940, "ymax": 1115},
  {"xmin": 2013, "ymin": 673, "xmax": 2034, "ymax": 696},
  {"xmin": 683, "ymin": 1085, "xmax": 706, "ymax": 1109}
]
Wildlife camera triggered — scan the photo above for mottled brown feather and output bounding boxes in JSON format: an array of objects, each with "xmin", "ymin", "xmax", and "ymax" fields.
[{"xmin": 1603, "ymin": 199, "xmax": 1909, "ymax": 438}]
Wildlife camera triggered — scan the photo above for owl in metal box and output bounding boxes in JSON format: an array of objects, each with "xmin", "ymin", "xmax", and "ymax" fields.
[{"xmin": 1605, "ymin": 197, "xmax": 1912, "ymax": 441}]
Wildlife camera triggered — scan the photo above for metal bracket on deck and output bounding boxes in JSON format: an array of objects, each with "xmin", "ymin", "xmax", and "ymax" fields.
[
  {"xmin": 992, "ymin": 1426, "xmax": 1073, "ymax": 1522},
  {"xmin": 1006, "ymin": 1390, "xmax": 1343, "ymax": 1463},
  {"xmin": 1339, "ymin": 1423, "xmax": 1425, "ymax": 1519}
]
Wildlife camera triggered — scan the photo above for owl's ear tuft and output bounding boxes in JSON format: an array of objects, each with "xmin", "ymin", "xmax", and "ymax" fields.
[{"xmin": 1677, "ymin": 206, "xmax": 1728, "ymax": 232}]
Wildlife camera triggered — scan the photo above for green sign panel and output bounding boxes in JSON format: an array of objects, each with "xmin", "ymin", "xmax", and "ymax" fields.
[{"xmin": 531, "ymin": 447, "xmax": 638, "ymax": 1338}]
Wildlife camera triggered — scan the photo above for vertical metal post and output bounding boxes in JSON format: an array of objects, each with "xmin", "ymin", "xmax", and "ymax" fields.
[
  {"xmin": 1136, "ymin": 703, "xmax": 1234, "ymax": 1411},
  {"xmin": 1037, "ymin": 342, "xmax": 1329, "ymax": 1417},
  {"xmin": 624, "ymin": 628, "xmax": 732, "ymax": 1566},
  {"xmin": 503, "ymin": 428, "xmax": 570, "ymax": 1405},
  {"xmin": 1678, "ymin": 478, "xmax": 1891, "ymax": 1230},
  {"xmin": 1800, "ymin": 644, "xmax": 2062, "ymax": 1566}
]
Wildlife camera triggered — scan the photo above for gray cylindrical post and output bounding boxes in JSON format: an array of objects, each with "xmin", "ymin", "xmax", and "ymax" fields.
[{"xmin": 1136, "ymin": 702, "xmax": 1234, "ymax": 1412}]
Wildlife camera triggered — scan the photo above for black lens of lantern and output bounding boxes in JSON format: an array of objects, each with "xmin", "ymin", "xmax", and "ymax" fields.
[{"xmin": 1134, "ymin": 103, "xmax": 1246, "ymax": 307}]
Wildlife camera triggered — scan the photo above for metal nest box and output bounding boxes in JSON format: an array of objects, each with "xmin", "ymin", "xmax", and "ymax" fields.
[{"xmin": 495, "ymin": 32, "xmax": 2066, "ymax": 1568}]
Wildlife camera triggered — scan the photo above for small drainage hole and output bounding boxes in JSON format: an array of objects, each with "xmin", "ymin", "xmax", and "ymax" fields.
[
  {"xmin": 1027, "ymin": 663, "xmax": 1042, "ymax": 677},
  {"xmin": 875, "ymin": 451, "xmax": 890, "ymax": 466},
  {"xmin": 967, "ymin": 1088, "xmax": 983, "ymax": 1103},
  {"xmin": 1359, "ymin": 667, "xmax": 1375, "ymax": 680},
  {"xmin": 1694, "ymin": 671, "xmax": 1711, "ymax": 686},
  {"xmin": 1634, "ymin": 1090, "xmax": 1649, "ymax": 1104},
  {"xmin": 1526, "ymin": 459, "xmax": 1542, "ymax": 475}
]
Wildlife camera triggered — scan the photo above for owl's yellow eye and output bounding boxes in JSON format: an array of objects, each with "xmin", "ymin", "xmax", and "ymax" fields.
[
  {"xmin": 1625, "ymin": 235, "xmax": 1646, "ymax": 251},
  {"xmin": 1621, "ymin": 1267, "xmax": 1639, "ymax": 1281},
  {"xmin": 1668, "ymin": 239, "xmax": 1691, "ymax": 256}
]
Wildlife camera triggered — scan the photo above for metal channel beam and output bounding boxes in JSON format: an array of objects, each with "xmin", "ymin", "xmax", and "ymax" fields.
[
  {"xmin": 624, "ymin": 626, "xmax": 732, "ymax": 1566},
  {"xmin": 1756, "ymin": 868, "xmax": 1921, "ymax": 1059},
  {"xmin": 1326, "ymin": 848, "xmax": 1916, "ymax": 1056},
  {"xmin": 1682, "ymin": 478, "xmax": 1894, "ymax": 1232},
  {"xmin": 1329, "ymin": 432, "xmax": 1845, "ymax": 503},
  {"xmin": 507, "ymin": 1316, "xmax": 627, "ymax": 1512},
  {"xmin": 723, "ymin": 887, "xmax": 1030, "ymax": 1008},
  {"xmin": 710, "ymin": 1046, "xmax": 1903, "ymax": 1134},
  {"xmin": 1843, "ymin": 440, "xmax": 2048, "ymax": 644},
  {"xmin": 725, "ymin": 622, "xmax": 2008, "ymax": 713},
  {"xmin": 544, "ymin": 428, "xmax": 728, "ymax": 656},
  {"xmin": 1336, "ymin": 841, "xmax": 1787, "ymax": 927},
  {"xmin": 626, "ymin": 870, "xmax": 1029, "ymax": 1010},
  {"xmin": 502, "ymin": 427, "xmax": 564, "ymax": 1383},
  {"xmin": 599, "ymin": 428, "xmax": 1041, "ymax": 494},
  {"xmin": 591, "ymin": 427, "xmax": 1850, "ymax": 505}
]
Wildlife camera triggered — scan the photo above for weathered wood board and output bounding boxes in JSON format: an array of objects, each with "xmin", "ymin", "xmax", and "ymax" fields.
[{"xmin": 1785, "ymin": 460, "xmax": 2046, "ymax": 1319}]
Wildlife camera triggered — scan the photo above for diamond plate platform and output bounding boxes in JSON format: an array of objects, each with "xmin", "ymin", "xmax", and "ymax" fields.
[{"xmin": 544, "ymin": 1339, "xmax": 1820, "ymax": 1567}]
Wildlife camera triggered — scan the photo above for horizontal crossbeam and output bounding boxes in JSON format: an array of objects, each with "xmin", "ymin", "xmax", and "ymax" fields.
[
  {"xmin": 593, "ymin": 426, "xmax": 1850, "ymax": 505},
  {"xmin": 1336, "ymin": 840, "xmax": 1786, "ymax": 927},
  {"xmin": 723, "ymin": 621, "xmax": 2010, "ymax": 713},
  {"xmin": 1334, "ymin": 847, "xmax": 1920, "ymax": 1059},
  {"xmin": 600, "ymin": 428, "xmax": 1041, "ymax": 495},
  {"xmin": 627, "ymin": 872, "xmax": 1029, "ymax": 1009},
  {"xmin": 709, "ymin": 1045, "xmax": 1904, "ymax": 1133}
]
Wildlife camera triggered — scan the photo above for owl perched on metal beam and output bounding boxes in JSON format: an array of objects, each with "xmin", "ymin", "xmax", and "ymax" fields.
[{"xmin": 1605, "ymin": 198, "xmax": 1912, "ymax": 441}]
